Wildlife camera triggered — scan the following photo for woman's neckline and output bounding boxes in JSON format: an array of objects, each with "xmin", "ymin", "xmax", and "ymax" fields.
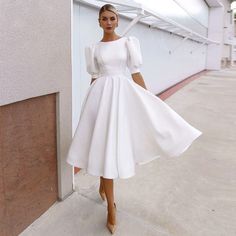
[{"xmin": 99, "ymin": 36, "xmax": 125, "ymax": 43}]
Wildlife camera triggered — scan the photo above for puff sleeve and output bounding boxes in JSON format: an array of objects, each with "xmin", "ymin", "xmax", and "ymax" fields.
[
  {"xmin": 84, "ymin": 44, "xmax": 99, "ymax": 79},
  {"xmin": 126, "ymin": 36, "xmax": 143, "ymax": 74}
]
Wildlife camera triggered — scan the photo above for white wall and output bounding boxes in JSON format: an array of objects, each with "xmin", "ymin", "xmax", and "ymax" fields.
[
  {"xmin": 219, "ymin": 0, "xmax": 235, "ymax": 59},
  {"xmin": 175, "ymin": 0, "xmax": 209, "ymax": 27},
  {"xmin": 206, "ymin": 2, "xmax": 224, "ymax": 70},
  {"xmin": 134, "ymin": 0, "xmax": 209, "ymax": 36},
  {"xmin": 0, "ymin": 0, "xmax": 73, "ymax": 200},
  {"xmin": 72, "ymin": 2, "xmax": 207, "ymax": 133}
]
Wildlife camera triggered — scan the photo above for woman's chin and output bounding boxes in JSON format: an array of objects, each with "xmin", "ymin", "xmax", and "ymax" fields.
[{"xmin": 104, "ymin": 29, "xmax": 114, "ymax": 34}]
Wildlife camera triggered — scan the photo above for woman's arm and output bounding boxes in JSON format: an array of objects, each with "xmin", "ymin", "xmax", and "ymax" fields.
[{"xmin": 131, "ymin": 72, "xmax": 147, "ymax": 90}]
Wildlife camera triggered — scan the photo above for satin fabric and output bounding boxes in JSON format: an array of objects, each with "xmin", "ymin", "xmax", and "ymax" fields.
[{"xmin": 66, "ymin": 36, "xmax": 202, "ymax": 179}]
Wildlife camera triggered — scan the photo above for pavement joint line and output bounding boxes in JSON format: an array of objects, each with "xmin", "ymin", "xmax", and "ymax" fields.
[
  {"xmin": 76, "ymin": 181, "xmax": 99, "ymax": 192},
  {"xmin": 75, "ymin": 191, "xmax": 171, "ymax": 236}
]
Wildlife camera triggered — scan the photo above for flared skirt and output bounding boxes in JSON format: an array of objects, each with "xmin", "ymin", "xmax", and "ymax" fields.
[{"xmin": 66, "ymin": 75, "xmax": 202, "ymax": 179}]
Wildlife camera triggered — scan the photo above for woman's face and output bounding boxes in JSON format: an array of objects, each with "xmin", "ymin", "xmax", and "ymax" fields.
[{"xmin": 99, "ymin": 10, "xmax": 118, "ymax": 34}]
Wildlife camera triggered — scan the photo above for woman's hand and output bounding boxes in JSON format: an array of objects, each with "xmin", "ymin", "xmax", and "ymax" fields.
[
  {"xmin": 90, "ymin": 78, "xmax": 97, "ymax": 85},
  {"xmin": 131, "ymin": 72, "xmax": 147, "ymax": 90}
]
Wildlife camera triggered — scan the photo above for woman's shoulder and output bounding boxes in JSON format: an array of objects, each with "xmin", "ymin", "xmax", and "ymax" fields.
[
  {"xmin": 84, "ymin": 43, "xmax": 97, "ymax": 55},
  {"xmin": 126, "ymin": 35, "xmax": 140, "ymax": 43},
  {"xmin": 86, "ymin": 36, "xmax": 139, "ymax": 45},
  {"xmin": 96, "ymin": 36, "xmax": 127, "ymax": 45},
  {"xmin": 85, "ymin": 43, "xmax": 96, "ymax": 49}
]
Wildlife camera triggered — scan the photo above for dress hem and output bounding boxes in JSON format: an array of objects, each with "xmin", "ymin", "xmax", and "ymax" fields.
[{"xmin": 66, "ymin": 130, "xmax": 202, "ymax": 179}]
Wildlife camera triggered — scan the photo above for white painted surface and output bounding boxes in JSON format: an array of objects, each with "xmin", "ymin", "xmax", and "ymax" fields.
[
  {"xmin": 134, "ymin": 0, "xmax": 208, "ymax": 35},
  {"xmin": 206, "ymin": 5, "xmax": 224, "ymax": 69},
  {"xmin": 220, "ymin": 0, "xmax": 235, "ymax": 61},
  {"xmin": 175, "ymin": 0, "xmax": 209, "ymax": 27},
  {"xmin": 20, "ymin": 67, "xmax": 236, "ymax": 236},
  {"xmin": 0, "ymin": 0, "xmax": 73, "ymax": 199},
  {"xmin": 72, "ymin": 3, "xmax": 207, "ymax": 133},
  {"xmin": 0, "ymin": 0, "xmax": 229, "ymax": 201}
]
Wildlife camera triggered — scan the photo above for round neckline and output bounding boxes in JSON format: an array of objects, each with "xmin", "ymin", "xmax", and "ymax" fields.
[{"xmin": 99, "ymin": 37, "xmax": 125, "ymax": 43}]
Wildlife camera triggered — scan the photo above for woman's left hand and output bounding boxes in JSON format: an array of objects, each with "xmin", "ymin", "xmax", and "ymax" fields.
[{"xmin": 131, "ymin": 72, "xmax": 147, "ymax": 90}]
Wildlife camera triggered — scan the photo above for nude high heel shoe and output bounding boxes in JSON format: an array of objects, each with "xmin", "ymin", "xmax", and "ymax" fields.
[{"xmin": 106, "ymin": 202, "xmax": 117, "ymax": 234}]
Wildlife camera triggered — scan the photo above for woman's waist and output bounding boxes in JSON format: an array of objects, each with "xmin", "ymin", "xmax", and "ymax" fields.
[{"xmin": 99, "ymin": 70, "xmax": 128, "ymax": 77}]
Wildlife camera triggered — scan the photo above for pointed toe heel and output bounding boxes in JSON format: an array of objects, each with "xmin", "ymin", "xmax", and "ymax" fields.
[
  {"xmin": 106, "ymin": 203, "xmax": 117, "ymax": 234},
  {"xmin": 106, "ymin": 221, "xmax": 117, "ymax": 234}
]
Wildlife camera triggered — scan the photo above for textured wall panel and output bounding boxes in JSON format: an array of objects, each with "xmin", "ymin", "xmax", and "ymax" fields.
[{"xmin": 0, "ymin": 94, "xmax": 58, "ymax": 235}]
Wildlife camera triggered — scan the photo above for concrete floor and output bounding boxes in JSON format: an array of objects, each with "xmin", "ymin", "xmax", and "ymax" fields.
[{"xmin": 20, "ymin": 66, "xmax": 236, "ymax": 236}]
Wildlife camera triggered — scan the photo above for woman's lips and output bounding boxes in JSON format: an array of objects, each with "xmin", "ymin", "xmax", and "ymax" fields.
[{"xmin": 106, "ymin": 27, "xmax": 112, "ymax": 30}]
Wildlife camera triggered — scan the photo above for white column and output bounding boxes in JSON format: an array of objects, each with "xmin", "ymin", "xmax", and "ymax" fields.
[{"xmin": 206, "ymin": 5, "xmax": 224, "ymax": 70}]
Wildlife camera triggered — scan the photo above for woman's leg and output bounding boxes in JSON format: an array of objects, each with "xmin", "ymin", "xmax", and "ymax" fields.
[{"xmin": 101, "ymin": 176, "xmax": 116, "ymax": 224}]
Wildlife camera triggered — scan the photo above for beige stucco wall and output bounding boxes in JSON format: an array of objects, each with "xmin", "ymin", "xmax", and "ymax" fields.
[{"xmin": 0, "ymin": 0, "xmax": 73, "ymax": 200}]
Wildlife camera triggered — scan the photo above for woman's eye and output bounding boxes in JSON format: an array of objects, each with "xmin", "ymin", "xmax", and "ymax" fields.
[{"xmin": 101, "ymin": 17, "xmax": 116, "ymax": 21}]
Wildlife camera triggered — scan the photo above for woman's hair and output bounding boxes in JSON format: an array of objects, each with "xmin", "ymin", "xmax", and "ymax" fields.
[{"xmin": 99, "ymin": 4, "xmax": 118, "ymax": 19}]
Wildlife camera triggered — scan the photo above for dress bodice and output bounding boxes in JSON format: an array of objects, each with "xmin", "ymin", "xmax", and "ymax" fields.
[
  {"xmin": 85, "ymin": 36, "xmax": 143, "ymax": 78},
  {"xmin": 95, "ymin": 37, "xmax": 128, "ymax": 76}
]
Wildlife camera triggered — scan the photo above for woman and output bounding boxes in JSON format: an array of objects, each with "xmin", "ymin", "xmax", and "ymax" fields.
[{"xmin": 66, "ymin": 4, "xmax": 202, "ymax": 234}]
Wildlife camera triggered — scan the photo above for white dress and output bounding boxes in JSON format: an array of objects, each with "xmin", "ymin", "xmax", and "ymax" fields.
[{"xmin": 66, "ymin": 36, "xmax": 202, "ymax": 179}]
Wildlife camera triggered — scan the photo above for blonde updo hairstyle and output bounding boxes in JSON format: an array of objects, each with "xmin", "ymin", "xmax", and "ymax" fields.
[{"xmin": 98, "ymin": 4, "xmax": 119, "ymax": 26}]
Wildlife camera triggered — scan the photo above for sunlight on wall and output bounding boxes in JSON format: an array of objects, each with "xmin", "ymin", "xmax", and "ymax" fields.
[
  {"xmin": 134, "ymin": 0, "xmax": 186, "ymax": 18},
  {"xmin": 133, "ymin": 0, "xmax": 208, "ymax": 28}
]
